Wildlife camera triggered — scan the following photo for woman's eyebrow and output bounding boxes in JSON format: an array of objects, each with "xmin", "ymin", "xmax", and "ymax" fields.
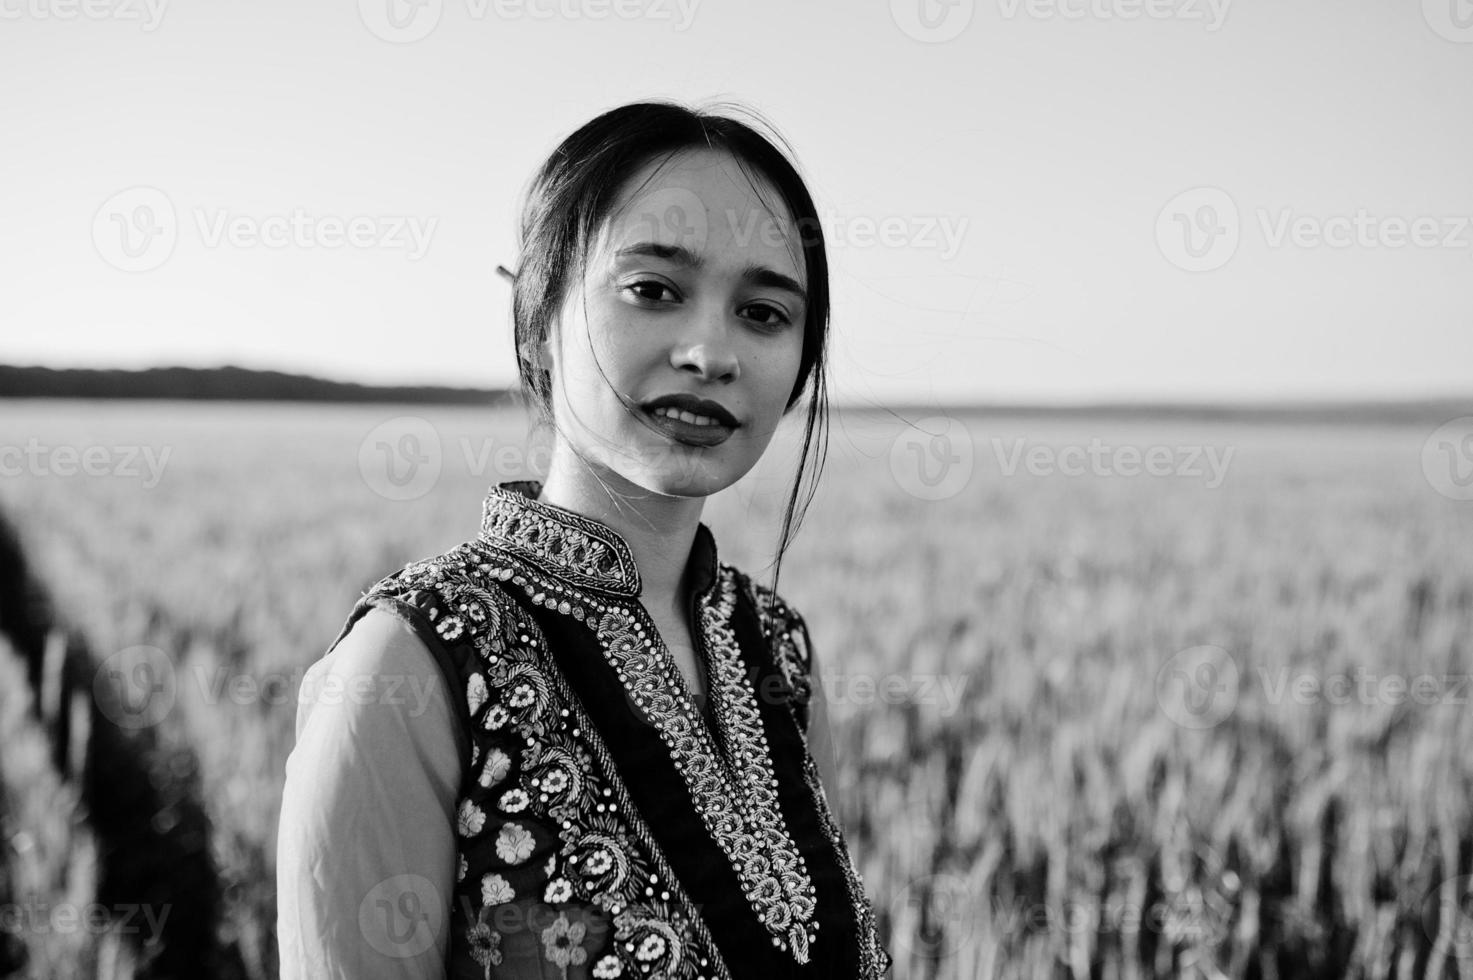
[
  {"xmin": 615, "ymin": 242, "xmax": 698, "ymax": 266},
  {"xmin": 613, "ymin": 242, "xmax": 806, "ymax": 302},
  {"xmin": 740, "ymin": 264, "xmax": 807, "ymax": 303}
]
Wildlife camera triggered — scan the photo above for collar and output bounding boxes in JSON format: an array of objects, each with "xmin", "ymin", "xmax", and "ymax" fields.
[{"xmin": 477, "ymin": 479, "xmax": 719, "ymax": 601}]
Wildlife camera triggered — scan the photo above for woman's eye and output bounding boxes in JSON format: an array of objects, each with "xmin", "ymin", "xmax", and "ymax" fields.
[
  {"xmin": 624, "ymin": 280, "xmax": 677, "ymax": 303},
  {"xmin": 743, "ymin": 303, "xmax": 792, "ymax": 330}
]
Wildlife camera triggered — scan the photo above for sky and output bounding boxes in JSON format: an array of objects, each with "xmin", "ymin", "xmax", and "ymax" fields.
[{"xmin": 2, "ymin": 0, "xmax": 1471, "ymax": 407}]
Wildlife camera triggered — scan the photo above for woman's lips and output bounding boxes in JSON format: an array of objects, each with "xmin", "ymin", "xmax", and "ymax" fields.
[{"xmin": 642, "ymin": 406, "xmax": 736, "ymax": 447}]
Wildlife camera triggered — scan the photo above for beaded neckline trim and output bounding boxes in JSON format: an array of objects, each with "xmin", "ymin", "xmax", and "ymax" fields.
[{"xmin": 478, "ymin": 481, "xmax": 645, "ymax": 597}]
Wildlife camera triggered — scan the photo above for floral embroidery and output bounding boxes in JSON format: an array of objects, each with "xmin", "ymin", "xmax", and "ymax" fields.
[
  {"xmin": 484, "ymin": 703, "xmax": 509, "ymax": 729},
  {"xmin": 457, "ymin": 799, "xmax": 485, "ymax": 838},
  {"xmin": 479, "ymin": 747, "xmax": 511, "ymax": 788},
  {"xmin": 545, "ymin": 876, "xmax": 572, "ymax": 903},
  {"xmin": 585, "ymin": 848, "xmax": 612, "ymax": 875},
  {"xmin": 495, "ymin": 822, "xmax": 535, "ymax": 864},
  {"xmin": 542, "ymin": 911, "xmax": 589, "ymax": 969},
  {"xmin": 466, "ymin": 672, "xmax": 488, "ymax": 715},
  {"xmin": 499, "ymin": 788, "xmax": 529, "ymax": 813},
  {"xmin": 466, "ymin": 907, "xmax": 504, "ymax": 971},
  {"xmin": 437, "ymin": 615, "xmax": 465, "ymax": 641},
  {"xmin": 481, "ymin": 872, "xmax": 514, "ymax": 905},
  {"xmin": 457, "ymin": 854, "xmax": 467, "ymax": 883},
  {"xmin": 593, "ymin": 953, "xmax": 624, "ymax": 977},
  {"xmin": 636, "ymin": 933, "xmax": 666, "ymax": 961}
]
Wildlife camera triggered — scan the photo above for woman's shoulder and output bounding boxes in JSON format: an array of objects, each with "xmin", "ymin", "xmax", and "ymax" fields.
[{"xmin": 343, "ymin": 540, "xmax": 540, "ymax": 648}]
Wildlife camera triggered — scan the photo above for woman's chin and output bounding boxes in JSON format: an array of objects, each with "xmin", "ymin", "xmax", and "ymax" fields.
[{"xmin": 628, "ymin": 458, "xmax": 746, "ymax": 499}]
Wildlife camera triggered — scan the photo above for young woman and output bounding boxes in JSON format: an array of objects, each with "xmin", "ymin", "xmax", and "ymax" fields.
[{"xmin": 277, "ymin": 100, "xmax": 893, "ymax": 979}]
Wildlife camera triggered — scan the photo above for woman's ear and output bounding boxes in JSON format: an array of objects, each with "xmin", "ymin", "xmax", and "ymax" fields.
[{"xmin": 518, "ymin": 330, "xmax": 557, "ymax": 379}]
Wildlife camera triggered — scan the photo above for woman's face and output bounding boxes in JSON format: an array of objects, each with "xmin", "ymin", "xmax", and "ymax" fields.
[{"xmin": 543, "ymin": 147, "xmax": 808, "ymax": 498}]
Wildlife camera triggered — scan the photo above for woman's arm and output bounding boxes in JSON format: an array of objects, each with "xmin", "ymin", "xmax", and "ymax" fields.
[
  {"xmin": 797, "ymin": 619, "xmax": 842, "ymax": 795},
  {"xmin": 276, "ymin": 608, "xmax": 461, "ymax": 979}
]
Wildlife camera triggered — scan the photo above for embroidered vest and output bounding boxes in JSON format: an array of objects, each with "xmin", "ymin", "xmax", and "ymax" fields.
[{"xmin": 332, "ymin": 480, "xmax": 892, "ymax": 979}]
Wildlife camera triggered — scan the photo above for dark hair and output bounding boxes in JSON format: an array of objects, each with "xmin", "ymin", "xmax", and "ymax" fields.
[{"xmin": 508, "ymin": 98, "xmax": 831, "ymax": 618}]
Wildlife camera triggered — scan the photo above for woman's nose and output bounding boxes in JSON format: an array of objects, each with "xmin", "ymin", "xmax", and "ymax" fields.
[{"xmin": 672, "ymin": 306, "xmax": 740, "ymax": 382}]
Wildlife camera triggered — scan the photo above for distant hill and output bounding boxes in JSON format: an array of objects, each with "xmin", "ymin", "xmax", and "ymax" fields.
[
  {"xmin": 896, "ymin": 398, "xmax": 1473, "ymax": 426},
  {"xmin": 0, "ymin": 364, "xmax": 1465, "ymax": 424},
  {"xmin": 0, "ymin": 364, "xmax": 513, "ymax": 405}
]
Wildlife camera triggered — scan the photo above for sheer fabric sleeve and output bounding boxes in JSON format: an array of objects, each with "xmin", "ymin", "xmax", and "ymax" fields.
[
  {"xmin": 276, "ymin": 606, "xmax": 464, "ymax": 979},
  {"xmin": 784, "ymin": 606, "xmax": 843, "ymax": 799},
  {"xmin": 794, "ymin": 614, "xmax": 841, "ymax": 797}
]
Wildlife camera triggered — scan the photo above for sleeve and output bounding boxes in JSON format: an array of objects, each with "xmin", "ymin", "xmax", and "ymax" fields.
[
  {"xmin": 788, "ymin": 608, "xmax": 841, "ymax": 797},
  {"xmin": 276, "ymin": 606, "xmax": 463, "ymax": 980}
]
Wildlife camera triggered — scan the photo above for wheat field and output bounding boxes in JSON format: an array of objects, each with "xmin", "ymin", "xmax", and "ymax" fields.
[{"xmin": 0, "ymin": 399, "xmax": 1470, "ymax": 979}]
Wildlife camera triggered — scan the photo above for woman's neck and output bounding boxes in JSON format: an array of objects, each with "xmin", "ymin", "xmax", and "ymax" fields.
[{"xmin": 536, "ymin": 450, "xmax": 707, "ymax": 622}]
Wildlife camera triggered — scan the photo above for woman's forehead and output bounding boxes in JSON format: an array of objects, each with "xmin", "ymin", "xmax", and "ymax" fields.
[{"xmin": 598, "ymin": 148, "xmax": 804, "ymax": 280}]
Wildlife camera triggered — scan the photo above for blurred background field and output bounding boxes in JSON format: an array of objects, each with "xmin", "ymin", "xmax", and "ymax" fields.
[{"xmin": 0, "ymin": 398, "xmax": 1470, "ymax": 979}]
